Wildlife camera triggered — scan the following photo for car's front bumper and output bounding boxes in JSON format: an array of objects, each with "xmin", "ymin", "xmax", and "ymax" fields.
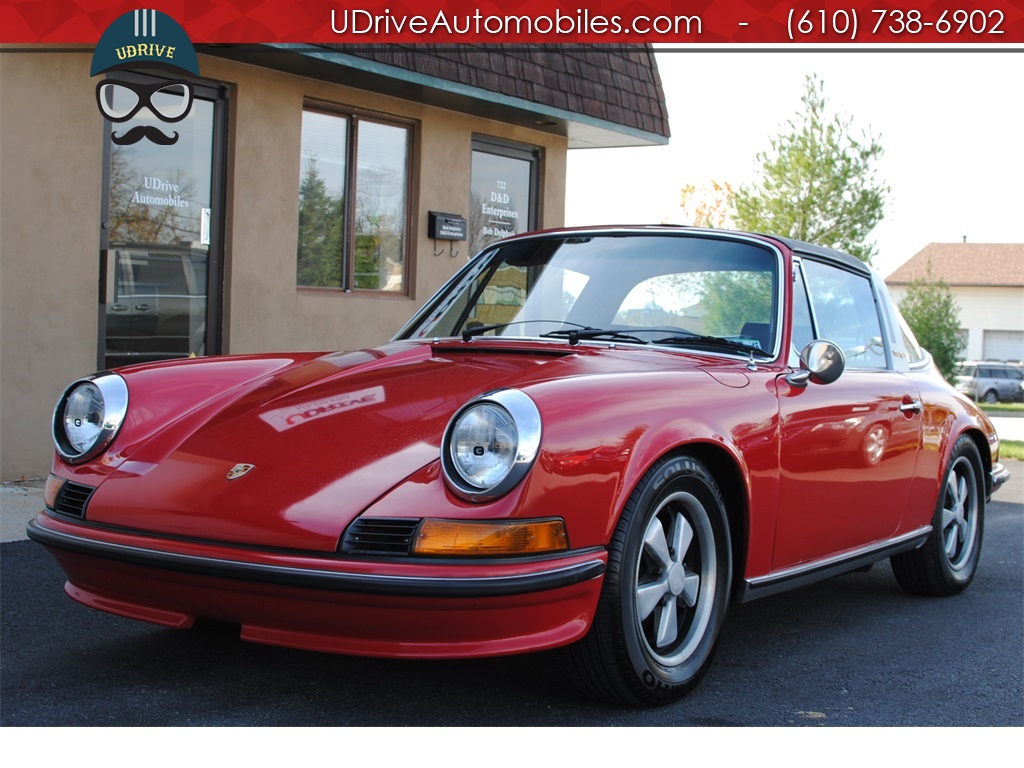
[{"xmin": 27, "ymin": 513, "xmax": 606, "ymax": 658}]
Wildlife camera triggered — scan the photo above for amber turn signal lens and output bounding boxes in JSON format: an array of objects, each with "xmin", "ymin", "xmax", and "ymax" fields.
[
  {"xmin": 44, "ymin": 474, "xmax": 65, "ymax": 510},
  {"xmin": 413, "ymin": 519, "xmax": 567, "ymax": 556}
]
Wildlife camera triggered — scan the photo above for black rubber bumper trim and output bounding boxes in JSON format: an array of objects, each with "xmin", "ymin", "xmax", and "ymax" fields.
[{"xmin": 26, "ymin": 518, "xmax": 605, "ymax": 598}]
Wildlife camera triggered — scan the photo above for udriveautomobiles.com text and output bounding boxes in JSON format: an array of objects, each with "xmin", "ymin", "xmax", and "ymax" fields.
[{"xmin": 330, "ymin": 8, "xmax": 703, "ymax": 36}]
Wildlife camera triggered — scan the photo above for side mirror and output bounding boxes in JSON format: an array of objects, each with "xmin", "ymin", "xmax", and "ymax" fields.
[{"xmin": 787, "ymin": 340, "xmax": 846, "ymax": 387}]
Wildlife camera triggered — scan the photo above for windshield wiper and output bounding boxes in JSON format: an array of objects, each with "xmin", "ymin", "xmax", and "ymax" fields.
[
  {"xmin": 652, "ymin": 333, "xmax": 767, "ymax": 357},
  {"xmin": 463, "ymin": 323, "xmax": 768, "ymax": 356},
  {"xmin": 460, "ymin": 320, "xmax": 594, "ymax": 342},
  {"xmin": 540, "ymin": 328, "xmax": 652, "ymax": 345}
]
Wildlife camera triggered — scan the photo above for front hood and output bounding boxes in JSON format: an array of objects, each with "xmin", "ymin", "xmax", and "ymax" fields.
[{"xmin": 85, "ymin": 340, "xmax": 671, "ymax": 551}]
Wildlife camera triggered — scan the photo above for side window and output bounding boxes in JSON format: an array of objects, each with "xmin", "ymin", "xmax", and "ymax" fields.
[
  {"xmin": 803, "ymin": 259, "xmax": 887, "ymax": 370},
  {"xmin": 791, "ymin": 263, "xmax": 815, "ymax": 361}
]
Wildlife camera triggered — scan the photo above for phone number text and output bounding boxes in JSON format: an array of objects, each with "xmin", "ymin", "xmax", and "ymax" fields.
[{"xmin": 787, "ymin": 8, "xmax": 1006, "ymax": 41}]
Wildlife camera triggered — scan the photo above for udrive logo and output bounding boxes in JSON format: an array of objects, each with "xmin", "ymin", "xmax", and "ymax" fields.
[{"xmin": 91, "ymin": 9, "xmax": 200, "ymax": 146}]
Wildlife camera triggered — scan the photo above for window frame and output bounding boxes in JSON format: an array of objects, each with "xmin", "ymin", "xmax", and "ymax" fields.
[{"xmin": 297, "ymin": 101, "xmax": 416, "ymax": 297}]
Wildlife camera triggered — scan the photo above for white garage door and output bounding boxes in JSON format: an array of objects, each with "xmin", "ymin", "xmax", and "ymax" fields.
[{"xmin": 983, "ymin": 330, "xmax": 1024, "ymax": 362}]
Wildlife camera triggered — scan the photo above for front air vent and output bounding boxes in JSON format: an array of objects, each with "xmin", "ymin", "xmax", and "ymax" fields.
[
  {"xmin": 54, "ymin": 481, "xmax": 95, "ymax": 519},
  {"xmin": 340, "ymin": 518, "xmax": 420, "ymax": 555}
]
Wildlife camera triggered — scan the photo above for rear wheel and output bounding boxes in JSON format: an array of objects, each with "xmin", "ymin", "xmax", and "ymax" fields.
[
  {"xmin": 567, "ymin": 454, "xmax": 732, "ymax": 706},
  {"xmin": 892, "ymin": 436, "xmax": 984, "ymax": 595},
  {"xmin": 983, "ymin": 389, "xmax": 999, "ymax": 404}
]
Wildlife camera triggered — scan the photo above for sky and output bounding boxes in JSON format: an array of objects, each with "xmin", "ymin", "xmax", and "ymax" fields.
[{"xmin": 565, "ymin": 49, "xmax": 1024, "ymax": 276}]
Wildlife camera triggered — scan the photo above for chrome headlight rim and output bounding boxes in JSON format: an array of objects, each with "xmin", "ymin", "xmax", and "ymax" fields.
[
  {"xmin": 441, "ymin": 389, "xmax": 542, "ymax": 502},
  {"xmin": 52, "ymin": 372, "xmax": 129, "ymax": 463}
]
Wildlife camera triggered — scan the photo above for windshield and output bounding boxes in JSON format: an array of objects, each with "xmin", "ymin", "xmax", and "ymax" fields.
[{"xmin": 399, "ymin": 232, "xmax": 782, "ymax": 357}]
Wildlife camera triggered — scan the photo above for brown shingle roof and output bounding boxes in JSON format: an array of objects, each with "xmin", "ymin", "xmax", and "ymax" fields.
[
  {"xmin": 324, "ymin": 44, "xmax": 671, "ymax": 142},
  {"xmin": 886, "ymin": 243, "xmax": 1024, "ymax": 287},
  {"xmin": 202, "ymin": 44, "xmax": 669, "ymax": 147}
]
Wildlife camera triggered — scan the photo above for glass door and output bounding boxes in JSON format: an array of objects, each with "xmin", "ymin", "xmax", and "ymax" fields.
[
  {"xmin": 99, "ymin": 74, "xmax": 226, "ymax": 369},
  {"xmin": 469, "ymin": 137, "xmax": 539, "ymax": 257}
]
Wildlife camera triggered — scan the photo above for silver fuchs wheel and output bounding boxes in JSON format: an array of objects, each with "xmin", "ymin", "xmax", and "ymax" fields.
[
  {"xmin": 892, "ymin": 436, "xmax": 984, "ymax": 596},
  {"xmin": 567, "ymin": 454, "xmax": 732, "ymax": 706}
]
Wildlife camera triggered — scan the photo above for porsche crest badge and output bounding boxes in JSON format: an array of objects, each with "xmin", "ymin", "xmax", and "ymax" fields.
[{"xmin": 226, "ymin": 463, "xmax": 255, "ymax": 481}]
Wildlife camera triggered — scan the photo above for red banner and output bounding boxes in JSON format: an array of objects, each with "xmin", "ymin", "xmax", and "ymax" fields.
[{"xmin": 2, "ymin": 0, "xmax": 1023, "ymax": 43}]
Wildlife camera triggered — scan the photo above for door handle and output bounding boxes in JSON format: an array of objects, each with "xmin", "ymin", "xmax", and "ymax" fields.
[
  {"xmin": 109, "ymin": 304, "xmax": 127, "ymax": 312},
  {"xmin": 134, "ymin": 304, "xmax": 151, "ymax": 311},
  {"xmin": 899, "ymin": 399, "xmax": 922, "ymax": 414}
]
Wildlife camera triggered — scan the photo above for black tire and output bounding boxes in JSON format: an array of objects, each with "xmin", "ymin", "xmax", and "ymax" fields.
[
  {"xmin": 983, "ymin": 389, "xmax": 999, "ymax": 404},
  {"xmin": 891, "ymin": 436, "xmax": 984, "ymax": 596},
  {"xmin": 567, "ymin": 454, "xmax": 732, "ymax": 706}
]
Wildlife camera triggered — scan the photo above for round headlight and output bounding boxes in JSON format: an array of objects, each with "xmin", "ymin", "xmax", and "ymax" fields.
[
  {"xmin": 63, "ymin": 382, "xmax": 105, "ymax": 453},
  {"xmin": 450, "ymin": 403, "xmax": 518, "ymax": 488},
  {"xmin": 442, "ymin": 389, "xmax": 541, "ymax": 500},
  {"xmin": 53, "ymin": 373, "xmax": 129, "ymax": 463}
]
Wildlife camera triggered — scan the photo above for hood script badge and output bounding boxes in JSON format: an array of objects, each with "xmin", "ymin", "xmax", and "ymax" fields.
[{"xmin": 226, "ymin": 463, "xmax": 255, "ymax": 481}]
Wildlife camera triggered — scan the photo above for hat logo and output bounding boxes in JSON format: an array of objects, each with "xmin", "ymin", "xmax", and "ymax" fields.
[{"xmin": 91, "ymin": 9, "xmax": 200, "ymax": 146}]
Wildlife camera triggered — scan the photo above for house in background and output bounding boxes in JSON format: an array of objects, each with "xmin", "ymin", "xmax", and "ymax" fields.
[
  {"xmin": 886, "ymin": 243, "xmax": 1024, "ymax": 363},
  {"xmin": 1, "ymin": 44, "xmax": 669, "ymax": 480}
]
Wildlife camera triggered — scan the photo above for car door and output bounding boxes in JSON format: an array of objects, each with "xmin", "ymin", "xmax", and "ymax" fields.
[
  {"xmin": 996, "ymin": 368, "xmax": 1020, "ymax": 401},
  {"xmin": 773, "ymin": 258, "xmax": 923, "ymax": 570}
]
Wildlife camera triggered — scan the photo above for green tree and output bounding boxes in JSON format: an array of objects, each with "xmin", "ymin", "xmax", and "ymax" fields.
[
  {"xmin": 899, "ymin": 265, "xmax": 962, "ymax": 382},
  {"xmin": 732, "ymin": 75, "xmax": 888, "ymax": 264},
  {"xmin": 297, "ymin": 157, "xmax": 344, "ymax": 287}
]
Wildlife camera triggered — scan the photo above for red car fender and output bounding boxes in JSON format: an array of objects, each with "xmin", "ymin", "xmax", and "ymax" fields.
[
  {"xmin": 511, "ymin": 368, "xmax": 772, "ymax": 558},
  {"xmin": 911, "ymin": 373, "xmax": 1001, "ymax": 525}
]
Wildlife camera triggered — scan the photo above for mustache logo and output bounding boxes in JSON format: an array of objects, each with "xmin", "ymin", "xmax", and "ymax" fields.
[{"xmin": 111, "ymin": 125, "xmax": 179, "ymax": 145}]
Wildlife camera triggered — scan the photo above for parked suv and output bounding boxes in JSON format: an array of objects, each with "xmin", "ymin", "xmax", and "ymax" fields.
[{"xmin": 955, "ymin": 361, "xmax": 1024, "ymax": 403}]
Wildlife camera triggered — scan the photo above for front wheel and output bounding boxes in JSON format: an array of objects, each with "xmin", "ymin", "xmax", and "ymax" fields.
[
  {"xmin": 891, "ymin": 436, "xmax": 984, "ymax": 595},
  {"xmin": 567, "ymin": 454, "xmax": 732, "ymax": 706}
]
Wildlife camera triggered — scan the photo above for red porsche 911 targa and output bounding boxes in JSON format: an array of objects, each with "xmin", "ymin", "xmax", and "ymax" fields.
[{"xmin": 30, "ymin": 227, "xmax": 1008, "ymax": 705}]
